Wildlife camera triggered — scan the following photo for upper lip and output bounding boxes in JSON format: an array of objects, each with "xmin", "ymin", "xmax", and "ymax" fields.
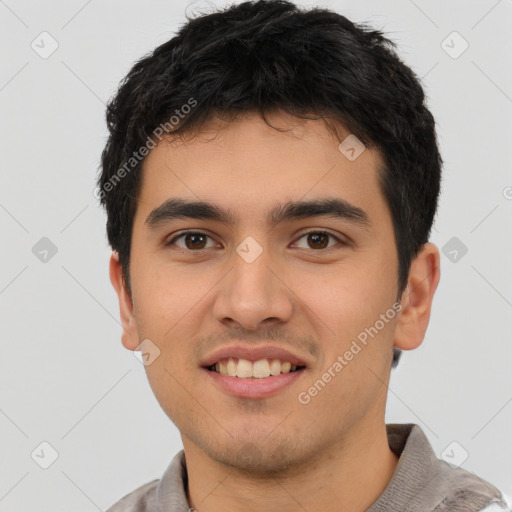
[{"xmin": 201, "ymin": 344, "xmax": 311, "ymax": 368}]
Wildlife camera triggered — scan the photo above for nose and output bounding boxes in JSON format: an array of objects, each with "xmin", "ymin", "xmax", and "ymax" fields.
[{"xmin": 212, "ymin": 241, "xmax": 294, "ymax": 331}]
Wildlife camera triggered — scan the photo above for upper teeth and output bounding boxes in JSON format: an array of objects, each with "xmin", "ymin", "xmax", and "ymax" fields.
[{"xmin": 213, "ymin": 358, "xmax": 299, "ymax": 378}]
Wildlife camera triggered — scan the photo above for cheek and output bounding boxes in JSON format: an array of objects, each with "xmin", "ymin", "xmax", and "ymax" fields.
[
  {"xmin": 132, "ymin": 261, "xmax": 194, "ymax": 326},
  {"xmin": 291, "ymin": 260, "xmax": 393, "ymax": 334},
  {"xmin": 130, "ymin": 276, "xmax": 193, "ymax": 379},
  {"xmin": 292, "ymin": 261, "xmax": 397, "ymax": 378}
]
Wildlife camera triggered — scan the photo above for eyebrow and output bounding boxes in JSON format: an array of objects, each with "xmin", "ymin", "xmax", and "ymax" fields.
[{"xmin": 145, "ymin": 197, "xmax": 371, "ymax": 231}]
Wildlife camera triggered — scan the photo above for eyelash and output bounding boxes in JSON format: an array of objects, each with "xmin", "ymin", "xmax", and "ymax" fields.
[{"xmin": 165, "ymin": 230, "xmax": 348, "ymax": 253}]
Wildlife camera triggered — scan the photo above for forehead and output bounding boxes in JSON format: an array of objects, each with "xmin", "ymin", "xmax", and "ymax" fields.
[{"xmin": 134, "ymin": 111, "xmax": 389, "ymax": 228}]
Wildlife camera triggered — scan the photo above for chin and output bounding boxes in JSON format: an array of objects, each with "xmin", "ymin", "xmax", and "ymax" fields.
[{"xmin": 206, "ymin": 437, "xmax": 309, "ymax": 476}]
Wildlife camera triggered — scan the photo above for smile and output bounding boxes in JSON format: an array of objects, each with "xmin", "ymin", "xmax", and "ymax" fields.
[{"xmin": 207, "ymin": 357, "xmax": 306, "ymax": 379}]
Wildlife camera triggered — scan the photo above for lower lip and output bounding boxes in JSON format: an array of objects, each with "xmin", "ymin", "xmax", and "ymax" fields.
[{"xmin": 202, "ymin": 368, "xmax": 306, "ymax": 398}]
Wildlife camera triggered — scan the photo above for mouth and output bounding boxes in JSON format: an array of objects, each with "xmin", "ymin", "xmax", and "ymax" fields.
[
  {"xmin": 205, "ymin": 357, "xmax": 307, "ymax": 379},
  {"xmin": 200, "ymin": 345, "xmax": 311, "ymax": 398}
]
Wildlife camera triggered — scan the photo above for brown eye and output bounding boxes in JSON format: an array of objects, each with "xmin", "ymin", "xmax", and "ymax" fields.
[
  {"xmin": 183, "ymin": 233, "xmax": 208, "ymax": 249},
  {"xmin": 167, "ymin": 231, "xmax": 216, "ymax": 251},
  {"xmin": 307, "ymin": 232, "xmax": 329, "ymax": 249},
  {"xmin": 293, "ymin": 231, "xmax": 343, "ymax": 250}
]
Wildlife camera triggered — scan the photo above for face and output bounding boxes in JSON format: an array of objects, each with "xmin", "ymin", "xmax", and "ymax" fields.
[{"xmin": 115, "ymin": 110, "xmax": 408, "ymax": 472}]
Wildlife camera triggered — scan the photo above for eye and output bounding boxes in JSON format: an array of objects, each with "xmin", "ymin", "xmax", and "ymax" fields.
[
  {"xmin": 292, "ymin": 231, "xmax": 345, "ymax": 250},
  {"xmin": 165, "ymin": 230, "xmax": 347, "ymax": 252},
  {"xmin": 166, "ymin": 231, "xmax": 219, "ymax": 251}
]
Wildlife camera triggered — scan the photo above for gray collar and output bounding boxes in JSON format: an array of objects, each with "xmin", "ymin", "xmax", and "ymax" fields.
[{"xmin": 154, "ymin": 423, "xmax": 507, "ymax": 512}]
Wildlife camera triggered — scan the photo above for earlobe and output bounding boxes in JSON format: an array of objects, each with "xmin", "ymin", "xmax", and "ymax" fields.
[
  {"xmin": 109, "ymin": 252, "xmax": 140, "ymax": 351},
  {"xmin": 394, "ymin": 243, "xmax": 441, "ymax": 351}
]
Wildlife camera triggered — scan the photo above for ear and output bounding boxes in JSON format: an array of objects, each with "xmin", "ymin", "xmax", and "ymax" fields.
[
  {"xmin": 394, "ymin": 243, "xmax": 441, "ymax": 351},
  {"xmin": 109, "ymin": 251, "xmax": 140, "ymax": 351}
]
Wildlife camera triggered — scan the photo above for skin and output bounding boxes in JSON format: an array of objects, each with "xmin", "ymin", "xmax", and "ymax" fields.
[{"xmin": 110, "ymin": 110, "xmax": 440, "ymax": 512}]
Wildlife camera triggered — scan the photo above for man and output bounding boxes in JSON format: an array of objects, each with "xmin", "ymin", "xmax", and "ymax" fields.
[{"xmin": 97, "ymin": 1, "xmax": 511, "ymax": 510}]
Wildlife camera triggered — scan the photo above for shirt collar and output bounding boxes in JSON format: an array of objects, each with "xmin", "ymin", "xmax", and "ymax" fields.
[{"xmin": 154, "ymin": 423, "xmax": 495, "ymax": 512}]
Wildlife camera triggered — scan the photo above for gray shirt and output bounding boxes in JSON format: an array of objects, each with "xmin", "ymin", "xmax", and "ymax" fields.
[{"xmin": 107, "ymin": 423, "xmax": 511, "ymax": 511}]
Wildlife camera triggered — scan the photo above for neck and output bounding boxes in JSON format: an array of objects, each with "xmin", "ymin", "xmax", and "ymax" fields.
[{"xmin": 183, "ymin": 421, "xmax": 399, "ymax": 512}]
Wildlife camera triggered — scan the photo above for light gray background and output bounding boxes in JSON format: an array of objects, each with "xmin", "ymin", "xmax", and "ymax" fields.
[{"xmin": 1, "ymin": 0, "xmax": 511, "ymax": 510}]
